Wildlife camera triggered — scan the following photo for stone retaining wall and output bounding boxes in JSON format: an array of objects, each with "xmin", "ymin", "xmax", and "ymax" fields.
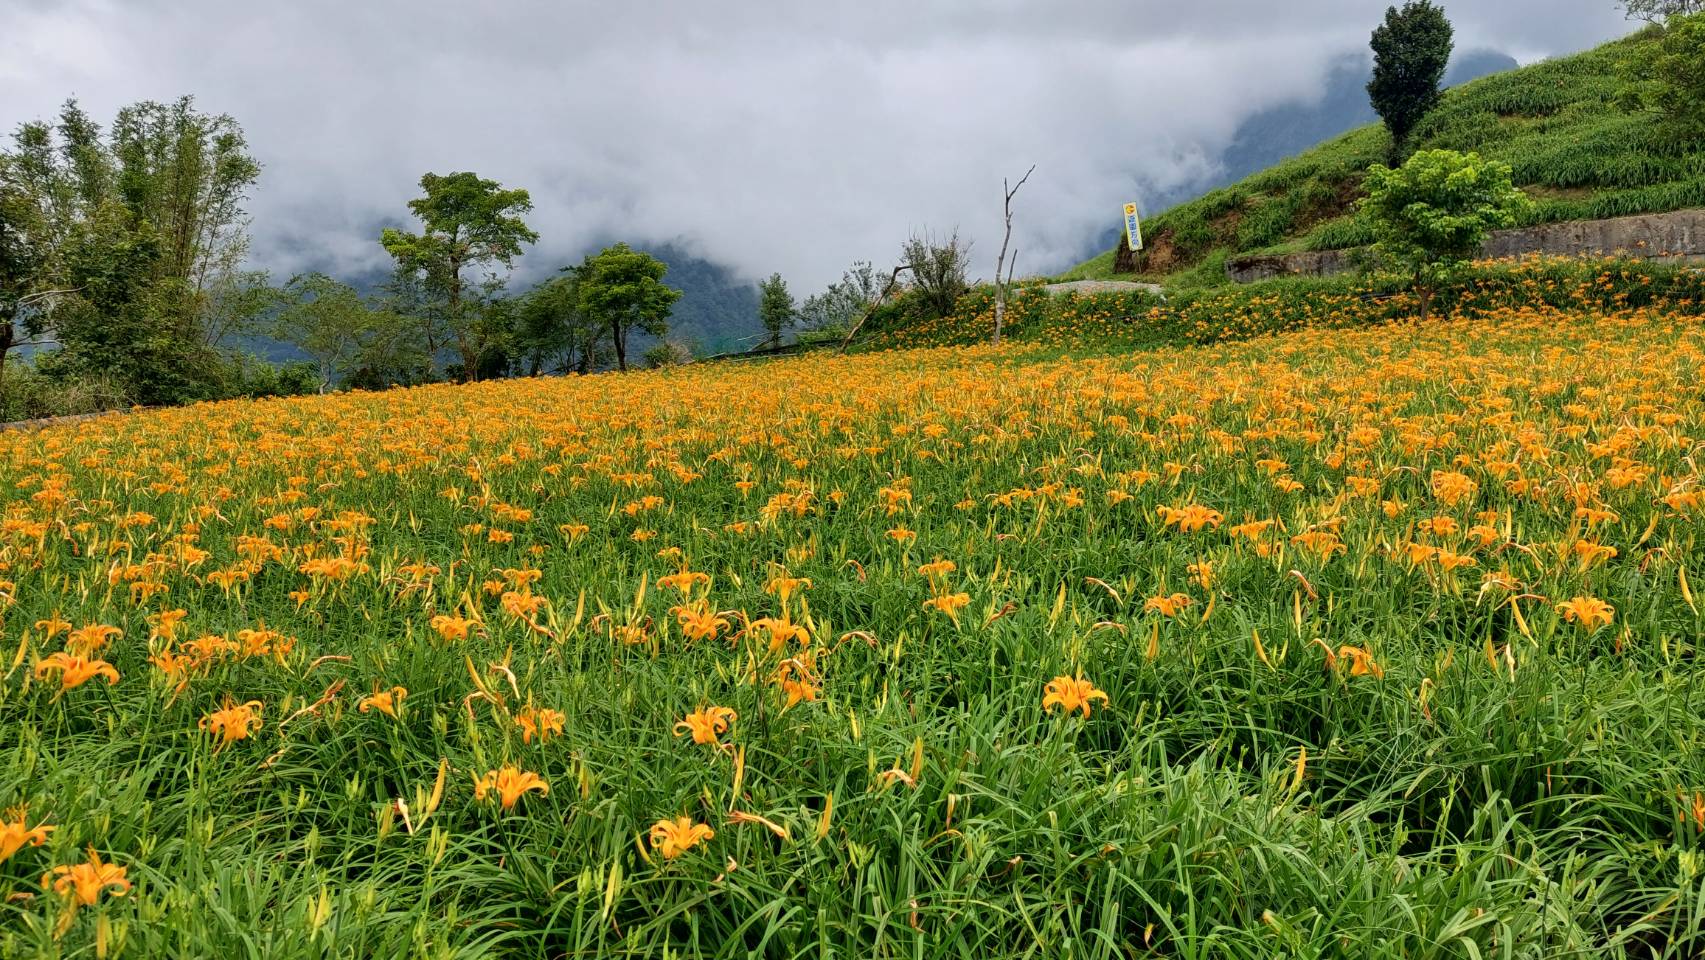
[{"xmin": 1226, "ymin": 208, "xmax": 1705, "ymax": 283}]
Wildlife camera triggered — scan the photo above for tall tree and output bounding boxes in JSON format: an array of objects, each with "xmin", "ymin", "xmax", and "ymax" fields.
[
  {"xmin": 1620, "ymin": 11, "xmax": 1705, "ymax": 145},
  {"xmin": 1367, "ymin": 1, "xmax": 1454, "ymax": 157},
  {"xmin": 577, "ymin": 243, "xmax": 681, "ymax": 372},
  {"xmin": 380, "ymin": 171, "xmax": 538, "ymax": 379},
  {"xmin": 757, "ymin": 273, "xmax": 795, "ymax": 350},
  {"xmin": 901, "ymin": 229, "xmax": 971, "ymax": 320},
  {"xmin": 110, "ymin": 97, "xmax": 259, "ymax": 292},
  {"xmin": 0, "ymin": 97, "xmax": 251, "ymax": 406}
]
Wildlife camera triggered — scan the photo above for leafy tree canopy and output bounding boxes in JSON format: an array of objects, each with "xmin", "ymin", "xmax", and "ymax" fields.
[
  {"xmin": 1619, "ymin": 12, "xmax": 1705, "ymax": 145},
  {"xmin": 577, "ymin": 243, "xmax": 681, "ymax": 372},
  {"xmin": 1361, "ymin": 148, "xmax": 1530, "ymax": 321},
  {"xmin": 757, "ymin": 273, "xmax": 795, "ymax": 348},
  {"xmin": 379, "ymin": 171, "xmax": 537, "ymax": 379},
  {"xmin": 1367, "ymin": 1, "xmax": 1454, "ymax": 154}
]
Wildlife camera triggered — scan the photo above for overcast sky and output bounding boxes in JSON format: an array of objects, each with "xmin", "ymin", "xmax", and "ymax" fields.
[{"xmin": 1, "ymin": 1, "xmax": 1634, "ymax": 290}]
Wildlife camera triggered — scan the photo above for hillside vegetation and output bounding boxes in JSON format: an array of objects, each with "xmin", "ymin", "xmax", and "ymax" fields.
[{"xmin": 1066, "ymin": 28, "xmax": 1705, "ymax": 283}]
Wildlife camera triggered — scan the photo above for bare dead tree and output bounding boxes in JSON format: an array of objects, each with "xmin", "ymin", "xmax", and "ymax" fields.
[
  {"xmin": 992, "ymin": 165, "xmax": 1035, "ymax": 346},
  {"xmin": 837, "ymin": 263, "xmax": 914, "ymax": 354}
]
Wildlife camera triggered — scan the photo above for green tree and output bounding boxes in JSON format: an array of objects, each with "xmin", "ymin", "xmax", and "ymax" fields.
[
  {"xmin": 1622, "ymin": 0, "xmax": 1704, "ymax": 22},
  {"xmin": 1, "ymin": 101, "xmax": 116, "ymax": 396},
  {"xmin": 1620, "ymin": 12, "xmax": 1705, "ymax": 145},
  {"xmin": 110, "ymin": 96, "xmax": 260, "ymax": 292},
  {"xmin": 1367, "ymin": 1, "xmax": 1454, "ymax": 156},
  {"xmin": 900, "ymin": 230, "xmax": 971, "ymax": 320},
  {"xmin": 0, "ymin": 153, "xmax": 44, "ymax": 396},
  {"xmin": 0, "ymin": 97, "xmax": 259, "ymax": 407},
  {"xmin": 1360, "ymin": 149, "xmax": 1530, "ymax": 323},
  {"xmin": 757, "ymin": 273, "xmax": 794, "ymax": 349},
  {"xmin": 273, "ymin": 273, "xmax": 431, "ymax": 392},
  {"xmin": 271, "ymin": 273, "xmax": 371, "ymax": 392},
  {"xmin": 577, "ymin": 243, "xmax": 681, "ymax": 372},
  {"xmin": 800, "ymin": 261, "xmax": 880, "ymax": 334},
  {"xmin": 380, "ymin": 172, "xmax": 538, "ymax": 380},
  {"xmin": 518, "ymin": 270, "xmax": 607, "ymax": 375}
]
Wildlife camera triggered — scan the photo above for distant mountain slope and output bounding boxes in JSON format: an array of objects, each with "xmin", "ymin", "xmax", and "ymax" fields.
[
  {"xmin": 1069, "ymin": 31, "xmax": 1705, "ymax": 283},
  {"xmin": 648, "ymin": 242, "xmax": 762, "ymax": 355}
]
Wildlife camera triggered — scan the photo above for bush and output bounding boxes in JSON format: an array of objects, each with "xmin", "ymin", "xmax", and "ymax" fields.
[
  {"xmin": 0, "ymin": 361, "xmax": 130, "ymax": 422},
  {"xmin": 900, "ymin": 229, "xmax": 972, "ymax": 319}
]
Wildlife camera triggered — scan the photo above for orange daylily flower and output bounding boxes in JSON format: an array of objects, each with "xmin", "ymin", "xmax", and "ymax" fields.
[
  {"xmin": 1157, "ymin": 504, "xmax": 1223, "ymax": 533},
  {"xmin": 429, "ymin": 614, "xmax": 474, "ymax": 642},
  {"xmin": 648, "ymin": 816, "xmax": 714, "ymax": 859},
  {"xmin": 473, "ymin": 766, "xmax": 549, "ymax": 810},
  {"xmin": 65, "ymin": 624, "xmax": 122, "ymax": 655},
  {"xmin": 200, "ymin": 699, "xmax": 263, "ymax": 749},
  {"xmin": 671, "ymin": 602, "xmax": 730, "ymax": 642},
  {"xmin": 358, "ymin": 685, "xmax": 408, "ymax": 718},
  {"xmin": 1556, "ymin": 596, "xmax": 1615, "ymax": 631},
  {"xmin": 515, "ymin": 704, "xmax": 566, "ymax": 744},
  {"xmin": 0, "ymin": 809, "xmax": 54, "ymax": 864},
  {"xmin": 1042, "ymin": 674, "xmax": 1110, "ymax": 717},
  {"xmin": 1144, "ymin": 593, "xmax": 1193, "ymax": 617},
  {"xmin": 674, "ymin": 705, "xmax": 737, "ymax": 746},
  {"xmin": 34, "ymin": 653, "xmax": 120, "ymax": 692},
  {"xmin": 41, "ymin": 847, "xmax": 131, "ymax": 929},
  {"xmin": 923, "ymin": 592, "xmax": 971, "ymax": 619},
  {"xmin": 1336, "ymin": 645, "xmax": 1385, "ymax": 679}
]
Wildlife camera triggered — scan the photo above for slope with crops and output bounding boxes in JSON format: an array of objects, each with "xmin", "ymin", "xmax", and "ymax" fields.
[
  {"xmin": 2, "ymin": 289, "xmax": 1705, "ymax": 956},
  {"xmin": 1065, "ymin": 27, "xmax": 1705, "ymax": 283}
]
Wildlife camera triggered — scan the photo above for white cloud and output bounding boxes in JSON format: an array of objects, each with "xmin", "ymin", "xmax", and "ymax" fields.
[{"xmin": 0, "ymin": 0, "xmax": 1633, "ymax": 290}]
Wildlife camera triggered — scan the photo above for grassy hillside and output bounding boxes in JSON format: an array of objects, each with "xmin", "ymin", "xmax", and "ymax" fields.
[{"xmin": 1066, "ymin": 28, "xmax": 1705, "ymax": 283}]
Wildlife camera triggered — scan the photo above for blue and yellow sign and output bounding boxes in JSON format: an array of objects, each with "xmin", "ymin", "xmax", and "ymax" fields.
[{"xmin": 1123, "ymin": 202, "xmax": 1143, "ymax": 252}]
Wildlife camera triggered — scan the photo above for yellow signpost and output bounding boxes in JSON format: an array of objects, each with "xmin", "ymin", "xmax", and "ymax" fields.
[{"xmin": 1124, "ymin": 202, "xmax": 1143, "ymax": 252}]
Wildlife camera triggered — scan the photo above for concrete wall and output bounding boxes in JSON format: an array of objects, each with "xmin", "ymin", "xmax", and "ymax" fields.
[{"xmin": 1226, "ymin": 208, "xmax": 1705, "ymax": 283}]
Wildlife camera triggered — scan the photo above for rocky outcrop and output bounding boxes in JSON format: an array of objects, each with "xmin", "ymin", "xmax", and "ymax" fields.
[{"xmin": 1226, "ymin": 208, "xmax": 1705, "ymax": 283}]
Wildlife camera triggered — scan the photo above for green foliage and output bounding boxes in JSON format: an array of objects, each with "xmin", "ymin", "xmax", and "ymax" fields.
[
  {"xmin": 1619, "ymin": 13, "xmax": 1705, "ymax": 145},
  {"xmin": 901, "ymin": 229, "xmax": 972, "ymax": 319},
  {"xmin": 799, "ymin": 261, "xmax": 881, "ymax": 336},
  {"xmin": 272, "ymin": 273, "xmax": 432, "ymax": 392},
  {"xmin": 577, "ymin": 243, "xmax": 682, "ymax": 372},
  {"xmin": 1361, "ymin": 149, "xmax": 1530, "ymax": 318},
  {"xmin": 1367, "ymin": 1, "xmax": 1454, "ymax": 152},
  {"xmin": 516, "ymin": 271, "xmax": 606, "ymax": 375},
  {"xmin": 757, "ymin": 272, "xmax": 795, "ymax": 348},
  {"xmin": 109, "ymin": 96, "xmax": 260, "ymax": 288},
  {"xmin": 0, "ymin": 360, "xmax": 129, "ymax": 422},
  {"xmin": 641, "ymin": 339, "xmax": 693, "ymax": 368},
  {"xmin": 0, "ymin": 97, "xmax": 265, "ymax": 411},
  {"xmin": 379, "ymin": 171, "xmax": 538, "ymax": 379}
]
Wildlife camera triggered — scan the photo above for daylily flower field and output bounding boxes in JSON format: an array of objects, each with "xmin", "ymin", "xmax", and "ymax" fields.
[{"xmin": 2, "ymin": 300, "xmax": 1704, "ymax": 957}]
